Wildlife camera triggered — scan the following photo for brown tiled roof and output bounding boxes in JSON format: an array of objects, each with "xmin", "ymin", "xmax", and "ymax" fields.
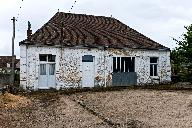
[
  {"xmin": 20, "ymin": 12, "xmax": 168, "ymax": 49},
  {"xmin": 0, "ymin": 56, "xmax": 19, "ymax": 68}
]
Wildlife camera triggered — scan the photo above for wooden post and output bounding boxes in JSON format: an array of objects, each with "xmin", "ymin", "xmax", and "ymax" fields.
[{"xmin": 11, "ymin": 17, "xmax": 16, "ymax": 85}]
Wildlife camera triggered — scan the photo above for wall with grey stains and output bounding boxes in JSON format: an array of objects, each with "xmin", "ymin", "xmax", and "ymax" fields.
[{"xmin": 20, "ymin": 45, "xmax": 171, "ymax": 90}]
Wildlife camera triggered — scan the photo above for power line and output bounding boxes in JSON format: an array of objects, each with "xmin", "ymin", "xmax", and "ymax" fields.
[
  {"xmin": 69, "ymin": 0, "xmax": 77, "ymax": 13},
  {"xmin": 16, "ymin": 0, "xmax": 25, "ymax": 32},
  {"xmin": 16, "ymin": 0, "xmax": 24, "ymax": 19}
]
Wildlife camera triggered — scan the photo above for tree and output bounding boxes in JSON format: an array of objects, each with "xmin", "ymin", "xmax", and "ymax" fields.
[{"xmin": 171, "ymin": 24, "xmax": 192, "ymax": 82}]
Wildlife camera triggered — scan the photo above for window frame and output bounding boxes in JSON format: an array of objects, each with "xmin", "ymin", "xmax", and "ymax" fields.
[
  {"xmin": 150, "ymin": 57, "xmax": 158, "ymax": 76},
  {"xmin": 82, "ymin": 55, "xmax": 94, "ymax": 62},
  {"xmin": 39, "ymin": 54, "xmax": 56, "ymax": 76},
  {"xmin": 112, "ymin": 57, "xmax": 135, "ymax": 73},
  {"xmin": 39, "ymin": 54, "xmax": 56, "ymax": 62},
  {"xmin": 39, "ymin": 54, "xmax": 47, "ymax": 62}
]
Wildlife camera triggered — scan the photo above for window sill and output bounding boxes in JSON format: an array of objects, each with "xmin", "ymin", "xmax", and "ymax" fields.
[{"xmin": 150, "ymin": 76, "xmax": 160, "ymax": 80}]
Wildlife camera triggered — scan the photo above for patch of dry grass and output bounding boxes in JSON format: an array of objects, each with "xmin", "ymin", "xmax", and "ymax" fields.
[
  {"xmin": 0, "ymin": 92, "xmax": 109, "ymax": 128},
  {"xmin": 0, "ymin": 92, "xmax": 31, "ymax": 109}
]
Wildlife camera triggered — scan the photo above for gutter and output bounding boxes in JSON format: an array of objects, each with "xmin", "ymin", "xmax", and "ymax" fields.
[{"xmin": 19, "ymin": 40, "xmax": 171, "ymax": 51}]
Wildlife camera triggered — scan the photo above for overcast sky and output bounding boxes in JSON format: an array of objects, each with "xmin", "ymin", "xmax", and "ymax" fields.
[{"xmin": 0, "ymin": 0, "xmax": 192, "ymax": 58}]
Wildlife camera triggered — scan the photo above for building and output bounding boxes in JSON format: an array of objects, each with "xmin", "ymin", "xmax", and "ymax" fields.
[
  {"xmin": 19, "ymin": 12, "xmax": 171, "ymax": 90},
  {"xmin": 0, "ymin": 56, "xmax": 20, "ymax": 84}
]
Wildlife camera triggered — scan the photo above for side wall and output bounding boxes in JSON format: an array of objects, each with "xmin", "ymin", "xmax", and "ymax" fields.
[
  {"xmin": 107, "ymin": 49, "xmax": 171, "ymax": 85},
  {"xmin": 20, "ymin": 45, "xmax": 27, "ymax": 89},
  {"xmin": 20, "ymin": 45, "xmax": 171, "ymax": 90}
]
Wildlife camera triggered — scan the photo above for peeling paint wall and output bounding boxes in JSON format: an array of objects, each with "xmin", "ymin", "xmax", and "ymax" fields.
[
  {"xmin": 20, "ymin": 45, "xmax": 171, "ymax": 90},
  {"xmin": 104, "ymin": 49, "xmax": 171, "ymax": 85},
  {"xmin": 20, "ymin": 45, "xmax": 27, "ymax": 89}
]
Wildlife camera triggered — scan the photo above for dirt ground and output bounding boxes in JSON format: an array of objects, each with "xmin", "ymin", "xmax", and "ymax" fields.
[
  {"xmin": 1, "ymin": 89, "xmax": 192, "ymax": 128},
  {"xmin": 0, "ymin": 93, "xmax": 109, "ymax": 128},
  {"xmin": 71, "ymin": 89, "xmax": 192, "ymax": 128}
]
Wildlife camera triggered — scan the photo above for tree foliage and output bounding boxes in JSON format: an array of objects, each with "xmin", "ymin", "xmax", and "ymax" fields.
[{"xmin": 171, "ymin": 24, "xmax": 192, "ymax": 82}]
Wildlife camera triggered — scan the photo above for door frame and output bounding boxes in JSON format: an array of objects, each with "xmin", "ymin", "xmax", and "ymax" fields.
[
  {"xmin": 38, "ymin": 61, "xmax": 56, "ymax": 89},
  {"xmin": 82, "ymin": 55, "xmax": 95, "ymax": 88}
]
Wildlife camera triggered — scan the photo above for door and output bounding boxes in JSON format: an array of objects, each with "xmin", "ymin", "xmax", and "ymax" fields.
[
  {"xmin": 112, "ymin": 72, "xmax": 137, "ymax": 86},
  {"xmin": 39, "ymin": 64, "xmax": 48, "ymax": 89},
  {"xmin": 48, "ymin": 64, "xmax": 56, "ymax": 88},
  {"xmin": 82, "ymin": 55, "xmax": 95, "ymax": 87},
  {"xmin": 39, "ymin": 63, "xmax": 56, "ymax": 89}
]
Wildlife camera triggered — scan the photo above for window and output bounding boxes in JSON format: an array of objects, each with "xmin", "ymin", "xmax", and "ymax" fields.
[
  {"xmin": 48, "ymin": 55, "xmax": 56, "ymax": 62},
  {"xmin": 113, "ymin": 57, "xmax": 135, "ymax": 72},
  {"xmin": 82, "ymin": 55, "xmax": 94, "ymax": 62},
  {"xmin": 39, "ymin": 54, "xmax": 56, "ymax": 62},
  {"xmin": 49, "ymin": 64, "xmax": 55, "ymax": 75},
  {"xmin": 40, "ymin": 64, "xmax": 46, "ymax": 75},
  {"xmin": 39, "ymin": 55, "xmax": 47, "ymax": 61},
  {"xmin": 150, "ymin": 57, "xmax": 158, "ymax": 76}
]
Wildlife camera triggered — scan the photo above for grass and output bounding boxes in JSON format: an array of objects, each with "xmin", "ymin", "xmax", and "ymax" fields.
[{"xmin": 0, "ymin": 92, "xmax": 30, "ymax": 108}]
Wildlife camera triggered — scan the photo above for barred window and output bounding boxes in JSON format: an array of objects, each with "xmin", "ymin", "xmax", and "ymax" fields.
[{"xmin": 113, "ymin": 57, "xmax": 135, "ymax": 72}]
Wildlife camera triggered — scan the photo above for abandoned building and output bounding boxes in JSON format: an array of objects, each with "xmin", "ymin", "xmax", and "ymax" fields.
[
  {"xmin": 0, "ymin": 56, "xmax": 20, "ymax": 84},
  {"xmin": 19, "ymin": 12, "xmax": 171, "ymax": 90}
]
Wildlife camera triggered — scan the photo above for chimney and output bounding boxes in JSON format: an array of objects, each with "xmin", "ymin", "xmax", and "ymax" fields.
[{"xmin": 27, "ymin": 21, "xmax": 32, "ymax": 40}]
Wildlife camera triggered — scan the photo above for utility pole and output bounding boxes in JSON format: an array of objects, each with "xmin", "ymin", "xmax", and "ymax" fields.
[{"xmin": 11, "ymin": 17, "xmax": 16, "ymax": 85}]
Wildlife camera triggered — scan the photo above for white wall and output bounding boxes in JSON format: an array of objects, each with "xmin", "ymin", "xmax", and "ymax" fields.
[{"xmin": 20, "ymin": 45, "xmax": 171, "ymax": 90}]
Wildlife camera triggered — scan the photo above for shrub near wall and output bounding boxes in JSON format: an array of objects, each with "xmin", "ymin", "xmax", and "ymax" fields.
[
  {"xmin": 0, "ymin": 74, "xmax": 12, "ymax": 85},
  {"xmin": 0, "ymin": 68, "xmax": 20, "ymax": 85}
]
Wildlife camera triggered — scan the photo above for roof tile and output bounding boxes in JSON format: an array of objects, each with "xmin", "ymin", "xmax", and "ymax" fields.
[{"xmin": 20, "ymin": 12, "xmax": 168, "ymax": 49}]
